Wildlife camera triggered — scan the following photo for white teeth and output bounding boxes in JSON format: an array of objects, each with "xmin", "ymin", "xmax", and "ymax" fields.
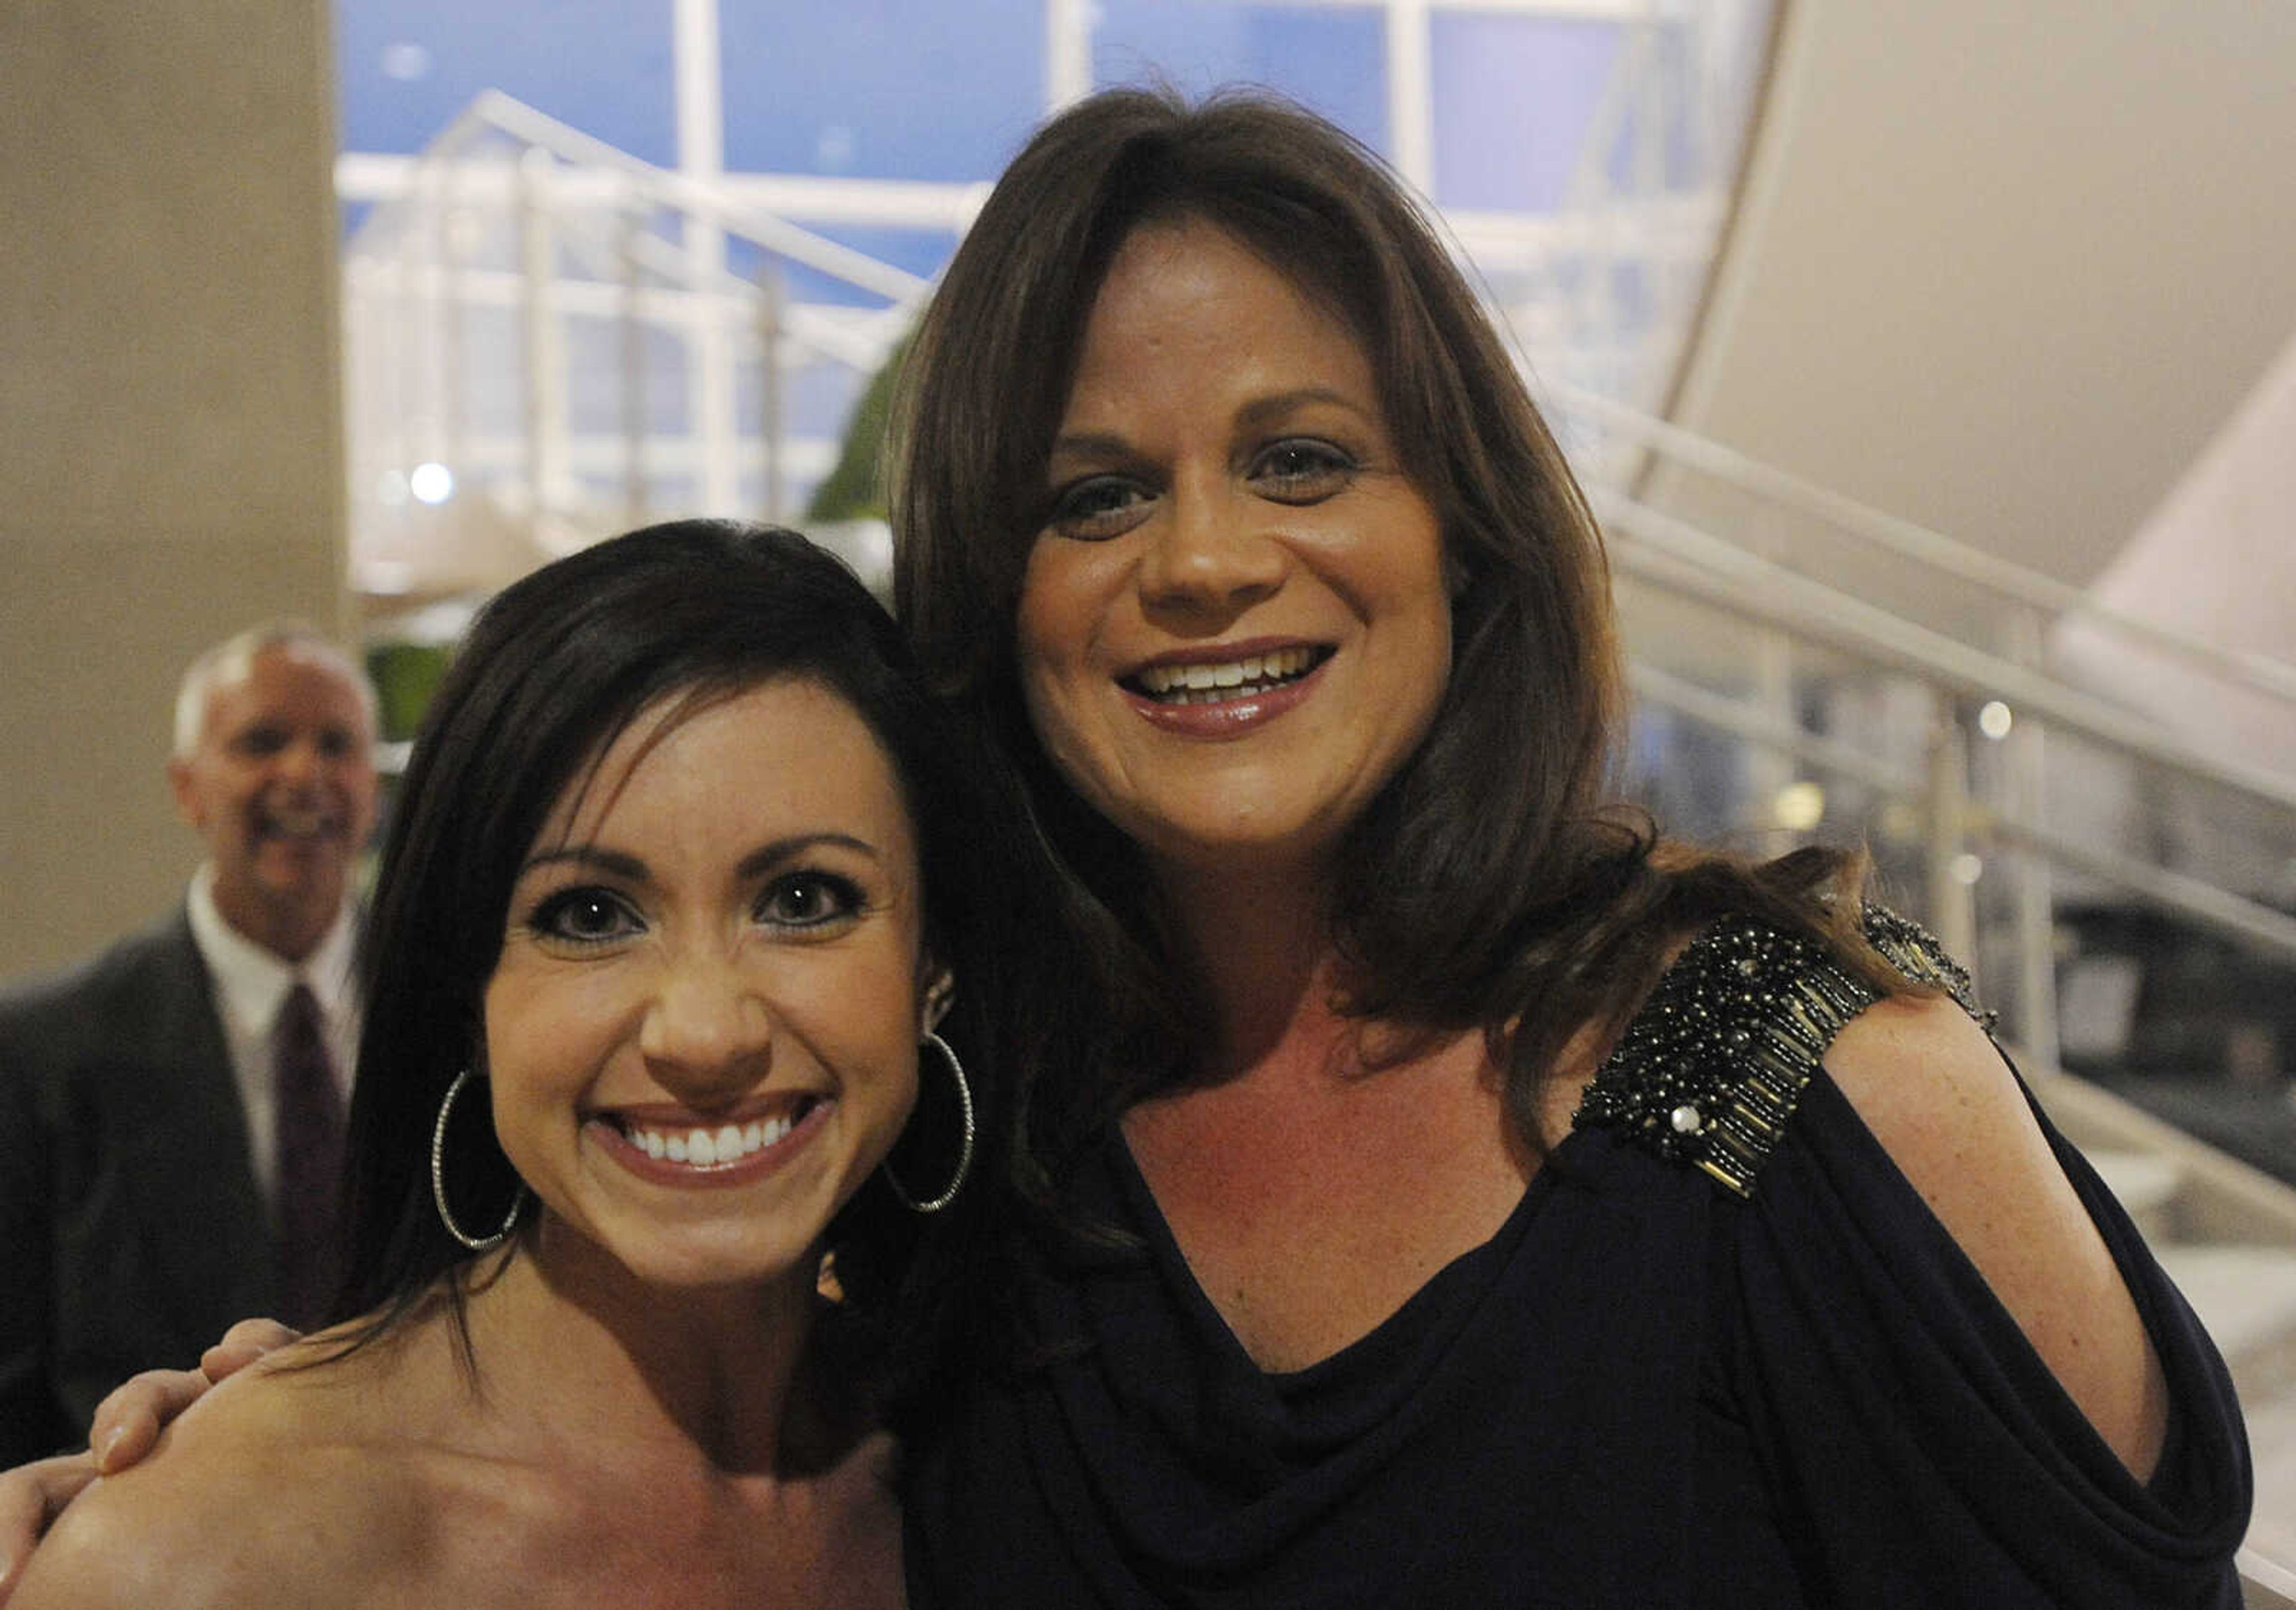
[
  {"xmin": 620, "ymin": 1112, "xmax": 801, "ymax": 1168},
  {"xmin": 1136, "ymin": 646, "xmax": 1316, "ymax": 699}
]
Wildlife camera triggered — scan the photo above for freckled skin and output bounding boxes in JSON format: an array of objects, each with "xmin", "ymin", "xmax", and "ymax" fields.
[{"xmin": 1821, "ymin": 995, "xmax": 2167, "ymax": 1477}]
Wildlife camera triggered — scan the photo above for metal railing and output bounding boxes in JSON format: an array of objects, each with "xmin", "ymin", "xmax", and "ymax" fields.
[
  {"xmin": 1552, "ymin": 384, "xmax": 2296, "ymax": 1071},
  {"xmin": 340, "ymin": 92, "xmax": 935, "ymax": 601},
  {"xmin": 1553, "ymin": 380, "xmax": 2296, "ymax": 706}
]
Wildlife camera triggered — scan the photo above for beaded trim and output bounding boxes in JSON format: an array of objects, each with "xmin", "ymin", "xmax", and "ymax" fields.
[{"xmin": 1571, "ymin": 906, "xmax": 1985, "ymax": 1199}]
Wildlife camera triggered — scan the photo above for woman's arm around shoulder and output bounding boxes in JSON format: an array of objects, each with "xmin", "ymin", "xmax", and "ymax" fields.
[
  {"xmin": 8, "ymin": 1357, "xmax": 410, "ymax": 1610},
  {"xmin": 1821, "ymin": 991, "xmax": 2170, "ymax": 1480}
]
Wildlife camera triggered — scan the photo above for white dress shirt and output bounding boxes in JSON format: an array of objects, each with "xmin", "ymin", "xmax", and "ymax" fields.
[{"xmin": 184, "ymin": 865, "xmax": 361, "ymax": 1207}]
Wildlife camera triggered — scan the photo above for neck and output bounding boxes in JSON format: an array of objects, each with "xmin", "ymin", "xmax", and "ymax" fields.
[
  {"xmin": 1150, "ymin": 853, "xmax": 1355, "ymax": 1080},
  {"xmin": 215, "ymin": 885, "xmax": 335, "ymax": 966},
  {"xmin": 460, "ymin": 1217, "xmax": 839, "ymax": 1478}
]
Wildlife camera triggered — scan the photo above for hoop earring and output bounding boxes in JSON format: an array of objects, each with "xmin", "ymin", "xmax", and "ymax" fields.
[
  {"xmin": 430, "ymin": 1068, "xmax": 527, "ymax": 1251},
  {"xmin": 883, "ymin": 1031, "xmax": 975, "ymax": 1214}
]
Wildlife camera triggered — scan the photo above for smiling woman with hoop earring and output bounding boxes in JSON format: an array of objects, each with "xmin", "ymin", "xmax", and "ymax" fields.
[{"xmin": 2, "ymin": 521, "xmax": 1048, "ymax": 1610}]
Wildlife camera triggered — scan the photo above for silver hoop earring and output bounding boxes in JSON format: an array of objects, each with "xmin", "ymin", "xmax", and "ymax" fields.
[
  {"xmin": 883, "ymin": 1031, "xmax": 975, "ymax": 1214},
  {"xmin": 430, "ymin": 1067, "xmax": 527, "ymax": 1251}
]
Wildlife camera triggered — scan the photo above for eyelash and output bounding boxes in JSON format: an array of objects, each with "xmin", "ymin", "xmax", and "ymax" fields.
[
  {"xmin": 521, "ymin": 870, "xmax": 868, "ymax": 949},
  {"xmin": 1045, "ymin": 476, "xmax": 1150, "ymax": 542},
  {"xmin": 755, "ymin": 871, "xmax": 866, "ymax": 930},
  {"xmin": 1249, "ymin": 439, "xmax": 1357, "ymax": 502},
  {"xmin": 526, "ymin": 887, "xmax": 641, "ymax": 948},
  {"xmin": 1043, "ymin": 438, "xmax": 1360, "ymax": 540}
]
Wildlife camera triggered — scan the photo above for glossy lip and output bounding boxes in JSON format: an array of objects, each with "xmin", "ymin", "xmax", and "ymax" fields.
[
  {"xmin": 1116, "ymin": 638, "xmax": 1334, "ymax": 740},
  {"xmin": 582, "ymin": 1093, "xmax": 833, "ymax": 1191}
]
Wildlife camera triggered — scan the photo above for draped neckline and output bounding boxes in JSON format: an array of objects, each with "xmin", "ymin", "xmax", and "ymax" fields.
[{"xmin": 1101, "ymin": 1121, "xmax": 1571, "ymax": 1391}]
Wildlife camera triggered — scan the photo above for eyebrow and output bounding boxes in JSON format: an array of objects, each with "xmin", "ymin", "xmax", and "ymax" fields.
[
  {"xmin": 1049, "ymin": 387, "xmax": 1366, "ymax": 463},
  {"xmin": 1235, "ymin": 386, "xmax": 1360, "ymax": 432},
  {"xmin": 515, "ymin": 831, "xmax": 883, "ymax": 884}
]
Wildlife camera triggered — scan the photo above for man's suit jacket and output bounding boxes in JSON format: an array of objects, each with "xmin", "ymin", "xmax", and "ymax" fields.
[{"xmin": 0, "ymin": 907, "xmax": 282, "ymax": 1462}]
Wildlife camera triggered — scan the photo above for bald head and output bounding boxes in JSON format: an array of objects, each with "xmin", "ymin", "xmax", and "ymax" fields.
[
  {"xmin": 167, "ymin": 625, "xmax": 380, "ymax": 962},
  {"xmin": 173, "ymin": 623, "xmax": 377, "ymax": 760}
]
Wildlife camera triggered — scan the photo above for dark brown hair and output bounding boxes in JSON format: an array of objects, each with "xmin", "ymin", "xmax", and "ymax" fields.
[
  {"xmin": 891, "ymin": 88, "xmax": 1889, "ymax": 1160},
  {"xmin": 323, "ymin": 521, "xmax": 1046, "ymax": 1420}
]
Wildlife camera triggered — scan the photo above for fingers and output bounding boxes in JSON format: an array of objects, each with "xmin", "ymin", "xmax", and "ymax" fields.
[
  {"xmin": 202, "ymin": 1319, "xmax": 301, "ymax": 1382},
  {"xmin": 0, "ymin": 1322, "xmax": 308, "ymax": 1599},
  {"xmin": 88, "ymin": 1370, "xmax": 197, "ymax": 1474},
  {"xmin": 84, "ymin": 1320, "xmax": 300, "ymax": 1476},
  {"xmin": 0, "ymin": 1452, "xmax": 99, "ymax": 1603}
]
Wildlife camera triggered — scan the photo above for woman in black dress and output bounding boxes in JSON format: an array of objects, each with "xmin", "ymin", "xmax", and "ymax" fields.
[{"xmin": 884, "ymin": 87, "xmax": 2248, "ymax": 1606}]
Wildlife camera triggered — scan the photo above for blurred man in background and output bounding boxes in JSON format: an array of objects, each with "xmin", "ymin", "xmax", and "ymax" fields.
[{"xmin": 0, "ymin": 623, "xmax": 378, "ymax": 1460}]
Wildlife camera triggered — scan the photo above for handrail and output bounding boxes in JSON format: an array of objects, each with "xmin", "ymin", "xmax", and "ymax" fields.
[
  {"xmin": 1629, "ymin": 665, "xmax": 2296, "ymax": 968},
  {"xmin": 380, "ymin": 90, "xmax": 934, "ymax": 308},
  {"xmin": 1553, "ymin": 379, "xmax": 2296, "ymax": 707},
  {"xmin": 1595, "ymin": 486, "xmax": 2296, "ymax": 814},
  {"xmin": 1626, "ymin": 662, "xmax": 1910, "ymax": 795}
]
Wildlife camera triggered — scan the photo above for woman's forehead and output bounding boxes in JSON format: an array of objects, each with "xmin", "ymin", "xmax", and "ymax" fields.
[{"xmin": 536, "ymin": 676, "xmax": 912, "ymax": 850}]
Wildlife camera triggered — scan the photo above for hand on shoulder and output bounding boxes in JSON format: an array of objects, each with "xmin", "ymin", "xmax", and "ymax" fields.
[
  {"xmin": 1823, "ymin": 991, "xmax": 2169, "ymax": 1478},
  {"xmin": 9, "ymin": 1349, "xmax": 406, "ymax": 1610}
]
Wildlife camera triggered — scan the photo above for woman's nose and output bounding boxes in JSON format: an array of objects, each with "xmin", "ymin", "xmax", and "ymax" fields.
[
  {"xmin": 1137, "ymin": 480, "xmax": 1286, "ymax": 621},
  {"xmin": 638, "ymin": 952, "xmax": 774, "ymax": 1099}
]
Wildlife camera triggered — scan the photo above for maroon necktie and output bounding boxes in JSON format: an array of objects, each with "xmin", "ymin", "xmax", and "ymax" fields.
[{"xmin": 272, "ymin": 982, "xmax": 346, "ymax": 1327}]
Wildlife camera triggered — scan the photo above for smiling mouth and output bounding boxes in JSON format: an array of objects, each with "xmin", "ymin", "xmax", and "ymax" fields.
[
  {"xmin": 257, "ymin": 804, "xmax": 341, "ymax": 842},
  {"xmin": 1123, "ymin": 646, "xmax": 1330, "ymax": 705},
  {"xmin": 600, "ymin": 1101, "xmax": 820, "ymax": 1168}
]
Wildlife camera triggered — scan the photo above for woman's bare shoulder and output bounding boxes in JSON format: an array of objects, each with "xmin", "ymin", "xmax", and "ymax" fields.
[
  {"xmin": 1823, "ymin": 991, "xmax": 2170, "ymax": 1477},
  {"xmin": 11, "ymin": 1346, "xmax": 430, "ymax": 1610},
  {"xmin": 1821, "ymin": 989, "xmax": 2085, "ymax": 1261}
]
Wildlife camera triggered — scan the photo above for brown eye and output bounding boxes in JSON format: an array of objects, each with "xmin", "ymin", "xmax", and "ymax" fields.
[
  {"xmin": 757, "ymin": 872, "xmax": 863, "ymax": 930},
  {"xmin": 1047, "ymin": 476, "xmax": 1155, "ymax": 541},
  {"xmin": 1248, "ymin": 439, "xmax": 1355, "ymax": 503},
  {"xmin": 529, "ymin": 888, "xmax": 640, "ymax": 946}
]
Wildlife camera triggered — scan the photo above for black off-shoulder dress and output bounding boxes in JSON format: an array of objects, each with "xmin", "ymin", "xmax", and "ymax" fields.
[{"xmin": 905, "ymin": 912, "xmax": 2252, "ymax": 1607}]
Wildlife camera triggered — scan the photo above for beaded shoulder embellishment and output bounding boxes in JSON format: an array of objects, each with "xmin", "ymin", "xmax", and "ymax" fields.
[{"xmin": 1571, "ymin": 906, "xmax": 1984, "ymax": 1199}]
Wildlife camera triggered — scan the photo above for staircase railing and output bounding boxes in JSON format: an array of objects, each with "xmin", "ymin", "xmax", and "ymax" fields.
[
  {"xmin": 1549, "ymin": 382, "xmax": 2296, "ymax": 1072},
  {"xmin": 340, "ymin": 91, "xmax": 933, "ymax": 600}
]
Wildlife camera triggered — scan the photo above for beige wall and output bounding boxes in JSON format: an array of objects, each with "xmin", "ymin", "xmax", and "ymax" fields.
[
  {"xmin": 1671, "ymin": 0, "xmax": 2296, "ymax": 591},
  {"xmin": 0, "ymin": 0, "xmax": 345, "ymax": 979}
]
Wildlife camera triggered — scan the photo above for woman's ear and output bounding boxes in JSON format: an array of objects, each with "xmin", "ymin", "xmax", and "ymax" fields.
[{"xmin": 921, "ymin": 966, "xmax": 956, "ymax": 1036}]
